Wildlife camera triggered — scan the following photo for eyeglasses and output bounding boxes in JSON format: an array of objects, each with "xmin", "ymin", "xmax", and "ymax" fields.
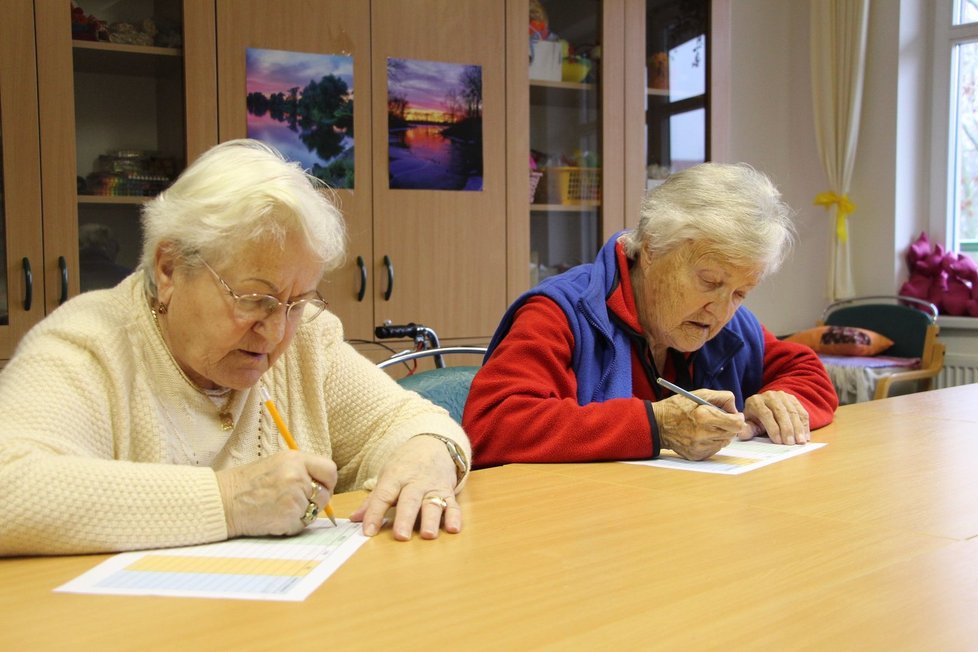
[{"xmin": 200, "ymin": 259, "xmax": 327, "ymax": 324}]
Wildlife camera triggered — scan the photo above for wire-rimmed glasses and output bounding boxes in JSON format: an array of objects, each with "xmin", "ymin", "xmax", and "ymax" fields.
[{"xmin": 200, "ymin": 259, "xmax": 327, "ymax": 324}]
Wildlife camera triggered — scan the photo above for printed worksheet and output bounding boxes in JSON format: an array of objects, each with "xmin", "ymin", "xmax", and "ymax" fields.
[
  {"xmin": 623, "ymin": 436, "xmax": 826, "ymax": 475},
  {"xmin": 56, "ymin": 519, "xmax": 368, "ymax": 602}
]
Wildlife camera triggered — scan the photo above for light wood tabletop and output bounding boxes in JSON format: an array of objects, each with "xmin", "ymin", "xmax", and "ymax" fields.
[{"xmin": 2, "ymin": 385, "xmax": 977, "ymax": 650}]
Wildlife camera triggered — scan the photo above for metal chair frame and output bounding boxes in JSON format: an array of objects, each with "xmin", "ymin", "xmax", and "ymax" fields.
[{"xmin": 376, "ymin": 346, "xmax": 488, "ymax": 370}]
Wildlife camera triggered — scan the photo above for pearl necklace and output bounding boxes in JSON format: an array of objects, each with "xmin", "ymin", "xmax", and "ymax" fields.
[{"xmin": 150, "ymin": 303, "xmax": 236, "ymax": 431}]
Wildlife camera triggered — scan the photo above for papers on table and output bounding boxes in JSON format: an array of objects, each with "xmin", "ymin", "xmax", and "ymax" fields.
[
  {"xmin": 623, "ymin": 436, "xmax": 826, "ymax": 475},
  {"xmin": 56, "ymin": 519, "xmax": 368, "ymax": 602}
]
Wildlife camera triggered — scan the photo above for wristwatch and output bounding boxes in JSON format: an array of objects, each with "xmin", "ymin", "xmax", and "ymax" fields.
[{"xmin": 415, "ymin": 433, "xmax": 468, "ymax": 485}]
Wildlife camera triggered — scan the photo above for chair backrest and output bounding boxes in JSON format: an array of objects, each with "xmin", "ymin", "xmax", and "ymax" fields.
[
  {"xmin": 377, "ymin": 347, "xmax": 488, "ymax": 424},
  {"xmin": 820, "ymin": 295, "xmax": 938, "ymax": 359},
  {"xmin": 397, "ymin": 366, "xmax": 481, "ymax": 424}
]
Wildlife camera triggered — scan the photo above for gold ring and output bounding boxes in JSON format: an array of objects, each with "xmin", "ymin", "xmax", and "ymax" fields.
[
  {"xmin": 309, "ymin": 480, "xmax": 324, "ymax": 501},
  {"xmin": 301, "ymin": 501, "xmax": 319, "ymax": 525},
  {"xmin": 424, "ymin": 495, "xmax": 449, "ymax": 509}
]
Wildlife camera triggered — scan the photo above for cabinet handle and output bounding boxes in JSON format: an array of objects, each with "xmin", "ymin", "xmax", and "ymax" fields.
[
  {"xmin": 58, "ymin": 256, "xmax": 68, "ymax": 305},
  {"xmin": 21, "ymin": 257, "xmax": 32, "ymax": 311},
  {"xmin": 383, "ymin": 255, "xmax": 394, "ymax": 301},
  {"xmin": 356, "ymin": 255, "xmax": 367, "ymax": 302}
]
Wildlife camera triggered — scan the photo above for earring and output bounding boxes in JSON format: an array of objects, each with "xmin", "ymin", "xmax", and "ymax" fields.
[{"xmin": 157, "ymin": 301, "xmax": 168, "ymax": 315}]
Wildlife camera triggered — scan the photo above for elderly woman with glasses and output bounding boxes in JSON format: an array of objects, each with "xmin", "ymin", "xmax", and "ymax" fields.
[
  {"xmin": 463, "ymin": 162, "xmax": 838, "ymax": 465},
  {"xmin": 0, "ymin": 139, "xmax": 470, "ymax": 556}
]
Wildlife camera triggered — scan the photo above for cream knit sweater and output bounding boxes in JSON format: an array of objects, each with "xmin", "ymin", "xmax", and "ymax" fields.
[{"xmin": 0, "ymin": 272, "xmax": 470, "ymax": 556}]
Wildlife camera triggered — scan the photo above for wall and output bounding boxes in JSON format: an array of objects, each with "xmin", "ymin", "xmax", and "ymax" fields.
[{"xmin": 720, "ymin": 0, "xmax": 931, "ymax": 335}]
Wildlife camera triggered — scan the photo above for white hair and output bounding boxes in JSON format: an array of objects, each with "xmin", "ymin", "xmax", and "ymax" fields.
[
  {"xmin": 620, "ymin": 162, "xmax": 795, "ymax": 279},
  {"xmin": 139, "ymin": 139, "xmax": 347, "ymax": 297}
]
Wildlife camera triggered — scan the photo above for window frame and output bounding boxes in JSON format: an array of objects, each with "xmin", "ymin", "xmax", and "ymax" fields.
[{"xmin": 931, "ymin": 0, "xmax": 978, "ymax": 256}]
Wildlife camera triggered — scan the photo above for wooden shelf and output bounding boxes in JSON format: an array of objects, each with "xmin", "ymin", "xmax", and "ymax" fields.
[
  {"xmin": 530, "ymin": 79, "xmax": 596, "ymax": 91},
  {"xmin": 78, "ymin": 195, "xmax": 148, "ymax": 206},
  {"xmin": 72, "ymin": 40, "xmax": 182, "ymax": 76},
  {"xmin": 530, "ymin": 202, "xmax": 601, "ymax": 212},
  {"xmin": 530, "ymin": 78, "xmax": 599, "ymax": 107}
]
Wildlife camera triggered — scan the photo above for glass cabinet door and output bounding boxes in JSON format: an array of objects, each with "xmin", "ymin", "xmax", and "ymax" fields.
[
  {"xmin": 644, "ymin": 0, "xmax": 710, "ymax": 184},
  {"xmin": 71, "ymin": 0, "xmax": 188, "ymax": 294},
  {"xmin": 529, "ymin": 0, "xmax": 604, "ymax": 286}
]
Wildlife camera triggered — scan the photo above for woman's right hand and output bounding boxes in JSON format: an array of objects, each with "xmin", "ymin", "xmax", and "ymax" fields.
[
  {"xmin": 653, "ymin": 389, "xmax": 745, "ymax": 460},
  {"xmin": 215, "ymin": 450, "xmax": 337, "ymax": 538}
]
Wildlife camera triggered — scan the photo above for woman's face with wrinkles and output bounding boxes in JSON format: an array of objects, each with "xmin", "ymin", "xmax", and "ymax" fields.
[
  {"xmin": 634, "ymin": 242, "xmax": 762, "ymax": 353},
  {"xmin": 154, "ymin": 232, "xmax": 324, "ymax": 391}
]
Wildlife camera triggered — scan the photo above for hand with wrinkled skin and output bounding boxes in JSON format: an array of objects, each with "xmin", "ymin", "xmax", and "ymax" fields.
[
  {"xmin": 349, "ymin": 434, "xmax": 462, "ymax": 541},
  {"xmin": 738, "ymin": 390, "xmax": 811, "ymax": 445},
  {"xmin": 653, "ymin": 388, "xmax": 745, "ymax": 460},
  {"xmin": 216, "ymin": 450, "xmax": 337, "ymax": 538}
]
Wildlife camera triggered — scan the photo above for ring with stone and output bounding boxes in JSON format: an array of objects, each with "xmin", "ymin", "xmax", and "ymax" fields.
[{"xmin": 301, "ymin": 500, "xmax": 319, "ymax": 525}]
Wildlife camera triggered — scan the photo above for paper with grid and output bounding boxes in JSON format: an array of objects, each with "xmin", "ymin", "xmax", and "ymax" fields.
[
  {"xmin": 55, "ymin": 519, "xmax": 368, "ymax": 601},
  {"xmin": 623, "ymin": 437, "xmax": 826, "ymax": 475}
]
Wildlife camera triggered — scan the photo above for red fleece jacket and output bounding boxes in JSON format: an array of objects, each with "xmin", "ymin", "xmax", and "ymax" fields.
[{"xmin": 463, "ymin": 254, "xmax": 838, "ymax": 468}]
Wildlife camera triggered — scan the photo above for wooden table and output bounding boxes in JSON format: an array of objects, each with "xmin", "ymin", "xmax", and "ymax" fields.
[{"xmin": 3, "ymin": 385, "xmax": 978, "ymax": 650}]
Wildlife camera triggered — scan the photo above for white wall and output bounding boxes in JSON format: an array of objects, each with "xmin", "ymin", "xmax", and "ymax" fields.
[{"xmin": 720, "ymin": 0, "xmax": 931, "ymax": 335}]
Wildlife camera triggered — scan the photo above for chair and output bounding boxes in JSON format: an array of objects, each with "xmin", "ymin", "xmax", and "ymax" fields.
[
  {"xmin": 377, "ymin": 346, "xmax": 488, "ymax": 423},
  {"xmin": 817, "ymin": 295, "xmax": 945, "ymax": 402}
]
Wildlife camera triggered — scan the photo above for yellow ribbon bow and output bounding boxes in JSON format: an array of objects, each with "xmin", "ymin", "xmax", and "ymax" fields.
[{"xmin": 814, "ymin": 191, "xmax": 856, "ymax": 243}]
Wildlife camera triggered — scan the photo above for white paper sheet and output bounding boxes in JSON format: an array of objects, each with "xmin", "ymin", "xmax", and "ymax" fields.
[
  {"xmin": 622, "ymin": 436, "xmax": 827, "ymax": 475},
  {"xmin": 55, "ymin": 519, "xmax": 368, "ymax": 602}
]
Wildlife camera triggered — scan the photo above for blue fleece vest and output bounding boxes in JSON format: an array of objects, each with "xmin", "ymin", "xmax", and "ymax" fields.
[{"xmin": 485, "ymin": 234, "xmax": 766, "ymax": 409}]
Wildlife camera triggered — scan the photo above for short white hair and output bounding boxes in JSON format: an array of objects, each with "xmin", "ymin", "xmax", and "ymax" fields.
[
  {"xmin": 139, "ymin": 139, "xmax": 347, "ymax": 297},
  {"xmin": 620, "ymin": 162, "xmax": 795, "ymax": 279}
]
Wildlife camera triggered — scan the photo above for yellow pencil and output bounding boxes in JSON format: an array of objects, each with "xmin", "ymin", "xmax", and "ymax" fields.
[{"xmin": 259, "ymin": 386, "xmax": 337, "ymax": 525}]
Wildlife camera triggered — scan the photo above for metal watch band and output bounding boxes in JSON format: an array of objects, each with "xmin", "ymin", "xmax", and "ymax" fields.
[{"xmin": 416, "ymin": 433, "xmax": 468, "ymax": 485}]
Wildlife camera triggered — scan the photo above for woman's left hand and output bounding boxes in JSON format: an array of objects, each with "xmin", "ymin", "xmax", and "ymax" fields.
[
  {"xmin": 739, "ymin": 390, "xmax": 811, "ymax": 444},
  {"xmin": 349, "ymin": 435, "xmax": 462, "ymax": 541}
]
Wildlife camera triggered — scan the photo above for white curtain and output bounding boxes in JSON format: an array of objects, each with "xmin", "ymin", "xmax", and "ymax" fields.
[{"xmin": 810, "ymin": 0, "xmax": 870, "ymax": 300}]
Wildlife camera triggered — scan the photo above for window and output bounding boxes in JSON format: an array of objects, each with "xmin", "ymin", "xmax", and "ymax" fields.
[{"xmin": 936, "ymin": 0, "xmax": 978, "ymax": 260}]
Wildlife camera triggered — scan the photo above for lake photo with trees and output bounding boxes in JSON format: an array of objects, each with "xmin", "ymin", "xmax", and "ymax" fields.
[{"xmin": 245, "ymin": 48, "xmax": 354, "ymax": 189}]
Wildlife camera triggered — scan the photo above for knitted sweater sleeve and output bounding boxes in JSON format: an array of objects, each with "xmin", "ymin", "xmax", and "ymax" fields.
[
  {"xmin": 462, "ymin": 297, "xmax": 655, "ymax": 467},
  {"xmin": 287, "ymin": 317, "xmax": 471, "ymax": 493},
  {"xmin": 0, "ymin": 290, "xmax": 226, "ymax": 556}
]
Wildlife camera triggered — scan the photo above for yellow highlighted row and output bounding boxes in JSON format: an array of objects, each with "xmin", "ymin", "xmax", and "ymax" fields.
[{"xmin": 127, "ymin": 555, "xmax": 317, "ymax": 577}]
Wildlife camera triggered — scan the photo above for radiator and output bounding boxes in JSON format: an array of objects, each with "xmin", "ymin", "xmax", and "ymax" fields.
[{"xmin": 937, "ymin": 353, "xmax": 978, "ymax": 389}]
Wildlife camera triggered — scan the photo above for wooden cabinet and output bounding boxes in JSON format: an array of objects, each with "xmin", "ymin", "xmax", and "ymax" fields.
[
  {"xmin": 33, "ymin": 0, "xmax": 217, "ymax": 316},
  {"xmin": 2, "ymin": 1, "xmax": 709, "ymax": 360},
  {"xmin": 215, "ymin": 0, "xmax": 507, "ymax": 344},
  {"xmin": 0, "ymin": 0, "xmax": 45, "ymax": 359}
]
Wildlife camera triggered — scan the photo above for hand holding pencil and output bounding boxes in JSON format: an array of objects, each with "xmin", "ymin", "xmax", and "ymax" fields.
[
  {"xmin": 652, "ymin": 377, "xmax": 745, "ymax": 461},
  {"xmin": 260, "ymin": 386, "xmax": 337, "ymax": 526}
]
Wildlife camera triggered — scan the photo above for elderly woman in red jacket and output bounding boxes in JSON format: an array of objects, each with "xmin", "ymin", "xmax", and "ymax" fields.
[{"xmin": 463, "ymin": 162, "xmax": 838, "ymax": 465}]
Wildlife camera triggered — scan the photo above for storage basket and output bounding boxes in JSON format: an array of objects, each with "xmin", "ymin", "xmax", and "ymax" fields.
[
  {"xmin": 544, "ymin": 166, "xmax": 601, "ymax": 205},
  {"xmin": 529, "ymin": 171, "xmax": 543, "ymax": 203}
]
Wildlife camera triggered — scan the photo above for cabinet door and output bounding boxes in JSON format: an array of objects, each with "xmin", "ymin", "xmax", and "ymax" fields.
[
  {"xmin": 35, "ymin": 0, "xmax": 217, "ymax": 313},
  {"xmin": 506, "ymin": 0, "xmax": 626, "ymax": 298},
  {"xmin": 215, "ymin": 0, "xmax": 374, "ymax": 341},
  {"xmin": 0, "ymin": 0, "xmax": 45, "ymax": 359},
  {"xmin": 217, "ymin": 0, "xmax": 507, "ymax": 343},
  {"xmin": 625, "ymin": 0, "xmax": 711, "ymax": 228},
  {"xmin": 370, "ymin": 1, "xmax": 507, "ymax": 341}
]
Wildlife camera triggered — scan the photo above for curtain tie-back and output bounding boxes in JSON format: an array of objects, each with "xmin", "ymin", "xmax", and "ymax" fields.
[{"xmin": 814, "ymin": 191, "xmax": 856, "ymax": 243}]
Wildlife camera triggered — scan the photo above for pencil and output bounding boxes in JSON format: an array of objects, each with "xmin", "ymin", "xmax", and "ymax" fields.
[
  {"xmin": 259, "ymin": 386, "xmax": 337, "ymax": 525},
  {"xmin": 656, "ymin": 377, "xmax": 725, "ymax": 413}
]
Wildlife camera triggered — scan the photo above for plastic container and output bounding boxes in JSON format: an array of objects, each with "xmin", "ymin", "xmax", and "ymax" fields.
[{"xmin": 544, "ymin": 166, "xmax": 601, "ymax": 205}]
